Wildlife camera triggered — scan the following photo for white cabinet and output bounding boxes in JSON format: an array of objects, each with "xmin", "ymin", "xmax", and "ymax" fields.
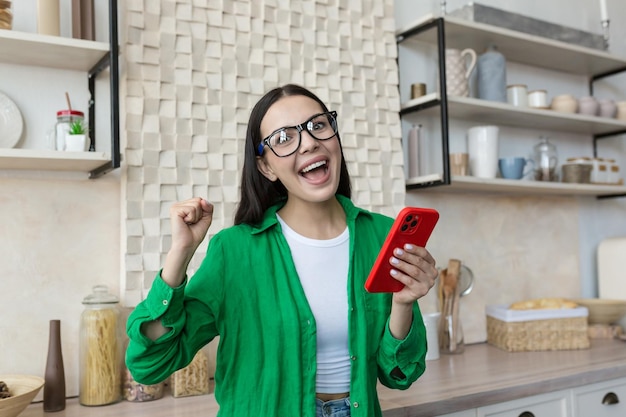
[
  {"xmin": 572, "ymin": 377, "xmax": 626, "ymax": 417},
  {"xmin": 436, "ymin": 410, "xmax": 477, "ymax": 417},
  {"xmin": 476, "ymin": 390, "xmax": 569, "ymax": 417},
  {"xmin": 432, "ymin": 378, "xmax": 626, "ymax": 417},
  {"xmin": 396, "ymin": 13, "xmax": 626, "ymax": 198}
]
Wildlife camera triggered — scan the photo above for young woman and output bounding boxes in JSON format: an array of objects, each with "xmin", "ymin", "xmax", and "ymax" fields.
[{"xmin": 126, "ymin": 84, "xmax": 438, "ymax": 417}]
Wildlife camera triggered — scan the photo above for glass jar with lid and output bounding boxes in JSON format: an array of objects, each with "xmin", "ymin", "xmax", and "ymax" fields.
[
  {"xmin": 51, "ymin": 110, "xmax": 84, "ymax": 151},
  {"xmin": 79, "ymin": 285, "xmax": 123, "ymax": 406},
  {"xmin": 532, "ymin": 136, "xmax": 559, "ymax": 181}
]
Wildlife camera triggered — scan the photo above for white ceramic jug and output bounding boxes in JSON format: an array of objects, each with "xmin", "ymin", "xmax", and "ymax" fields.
[{"xmin": 444, "ymin": 48, "xmax": 477, "ymax": 97}]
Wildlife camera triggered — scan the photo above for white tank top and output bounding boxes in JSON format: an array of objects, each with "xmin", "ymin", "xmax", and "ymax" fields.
[{"xmin": 277, "ymin": 215, "xmax": 351, "ymax": 394}]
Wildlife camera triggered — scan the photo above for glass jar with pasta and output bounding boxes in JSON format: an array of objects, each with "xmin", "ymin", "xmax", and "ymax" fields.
[{"xmin": 79, "ymin": 285, "xmax": 123, "ymax": 406}]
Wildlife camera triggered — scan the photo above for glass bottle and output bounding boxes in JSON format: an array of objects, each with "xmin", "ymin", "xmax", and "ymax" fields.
[
  {"xmin": 79, "ymin": 285, "xmax": 123, "ymax": 406},
  {"xmin": 533, "ymin": 136, "xmax": 559, "ymax": 181}
]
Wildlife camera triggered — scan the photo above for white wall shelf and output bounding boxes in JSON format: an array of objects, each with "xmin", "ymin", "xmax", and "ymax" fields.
[
  {"xmin": 0, "ymin": 29, "xmax": 110, "ymax": 71},
  {"xmin": 397, "ymin": 14, "xmax": 626, "ymax": 76},
  {"xmin": 406, "ymin": 173, "xmax": 626, "ymax": 197},
  {"xmin": 397, "ymin": 15, "xmax": 626, "ymax": 199},
  {"xmin": 0, "ymin": 148, "xmax": 111, "ymax": 172},
  {"xmin": 0, "ymin": 1, "xmax": 120, "ymax": 179},
  {"xmin": 401, "ymin": 93, "xmax": 626, "ymax": 136}
]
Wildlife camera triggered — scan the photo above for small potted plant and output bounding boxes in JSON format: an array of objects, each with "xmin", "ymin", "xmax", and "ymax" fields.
[{"xmin": 65, "ymin": 120, "xmax": 88, "ymax": 152}]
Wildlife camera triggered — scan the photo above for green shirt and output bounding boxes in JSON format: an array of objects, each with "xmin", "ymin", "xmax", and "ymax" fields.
[{"xmin": 126, "ymin": 195, "xmax": 427, "ymax": 417}]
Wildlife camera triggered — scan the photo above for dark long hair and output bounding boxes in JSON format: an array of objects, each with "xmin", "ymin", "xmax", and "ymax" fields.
[{"xmin": 234, "ymin": 84, "xmax": 352, "ymax": 225}]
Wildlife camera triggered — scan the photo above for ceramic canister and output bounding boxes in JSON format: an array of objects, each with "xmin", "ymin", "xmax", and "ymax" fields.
[
  {"xmin": 477, "ymin": 45, "xmax": 507, "ymax": 102},
  {"xmin": 467, "ymin": 125, "xmax": 499, "ymax": 178}
]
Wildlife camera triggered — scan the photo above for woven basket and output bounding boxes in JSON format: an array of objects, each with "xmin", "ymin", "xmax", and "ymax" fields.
[{"xmin": 487, "ymin": 315, "xmax": 590, "ymax": 352}]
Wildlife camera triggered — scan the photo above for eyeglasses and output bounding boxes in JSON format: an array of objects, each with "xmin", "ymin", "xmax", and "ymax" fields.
[{"xmin": 257, "ymin": 111, "xmax": 338, "ymax": 157}]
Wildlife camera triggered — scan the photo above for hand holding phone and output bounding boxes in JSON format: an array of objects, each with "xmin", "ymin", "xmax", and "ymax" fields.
[{"xmin": 364, "ymin": 207, "xmax": 439, "ymax": 293}]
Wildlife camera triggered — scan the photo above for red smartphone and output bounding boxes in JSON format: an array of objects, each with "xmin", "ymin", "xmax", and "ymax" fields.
[{"xmin": 364, "ymin": 207, "xmax": 439, "ymax": 293}]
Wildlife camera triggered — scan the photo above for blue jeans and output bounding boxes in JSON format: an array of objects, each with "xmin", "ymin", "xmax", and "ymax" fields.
[{"xmin": 315, "ymin": 397, "xmax": 351, "ymax": 417}]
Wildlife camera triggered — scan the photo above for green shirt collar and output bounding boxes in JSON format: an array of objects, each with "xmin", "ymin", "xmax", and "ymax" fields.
[{"xmin": 251, "ymin": 194, "xmax": 371, "ymax": 234}]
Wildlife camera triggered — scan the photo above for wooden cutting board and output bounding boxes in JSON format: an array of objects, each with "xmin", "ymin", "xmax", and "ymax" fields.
[{"xmin": 598, "ymin": 237, "xmax": 626, "ymax": 300}]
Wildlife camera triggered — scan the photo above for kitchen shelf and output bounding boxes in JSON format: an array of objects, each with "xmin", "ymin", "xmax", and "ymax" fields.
[
  {"xmin": 0, "ymin": 29, "xmax": 110, "ymax": 71},
  {"xmin": 396, "ymin": 14, "xmax": 626, "ymax": 199},
  {"xmin": 406, "ymin": 173, "xmax": 626, "ymax": 197},
  {"xmin": 401, "ymin": 93, "xmax": 626, "ymax": 136},
  {"xmin": 0, "ymin": 148, "xmax": 110, "ymax": 172},
  {"xmin": 0, "ymin": 0, "xmax": 120, "ymax": 178},
  {"xmin": 396, "ymin": 13, "xmax": 626, "ymax": 76}
]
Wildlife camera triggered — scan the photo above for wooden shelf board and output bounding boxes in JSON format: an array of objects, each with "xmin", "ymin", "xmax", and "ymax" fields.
[
  {"xmin": 0, "ymin": 29, "xmax": 109, "ymax": 71},
  {"xmin": 406, "ymin": 173, "xmax": 626, "ymax": 197},
  {"xmin": 401, "ymin": 93, "xmax": 626, "ymax": 135},
  {"xmin": 397, "ymin": 14, "xmax": 626, "ymax": 76},
  {"xmin": 0, "ymin": 148, "xmax": 111, "ymax": 172}
]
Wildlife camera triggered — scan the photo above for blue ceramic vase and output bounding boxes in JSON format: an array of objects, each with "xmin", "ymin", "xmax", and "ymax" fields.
[{"xmin": 477, "ymin": 44, "xmax": 507, "ymax": 102}]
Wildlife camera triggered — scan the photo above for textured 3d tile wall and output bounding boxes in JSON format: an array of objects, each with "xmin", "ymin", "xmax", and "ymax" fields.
[{"xmin": 121, "ymin": 0, "xmax": 405, "ymax": 296}]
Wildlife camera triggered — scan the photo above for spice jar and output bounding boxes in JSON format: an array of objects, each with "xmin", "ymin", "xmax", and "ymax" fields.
[
  {"xmin": 52, "ymin": 110, "xmax": 84, "ymax": 151},
  {"xmin": 79, "ymin": 285, "xmax": 123, "ymax": 406}
]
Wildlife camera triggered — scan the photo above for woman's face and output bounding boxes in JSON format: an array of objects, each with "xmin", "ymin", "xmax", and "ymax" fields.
[{"xmin": 256, "ymin": 95, "xmax": 342, "ymax": 205}]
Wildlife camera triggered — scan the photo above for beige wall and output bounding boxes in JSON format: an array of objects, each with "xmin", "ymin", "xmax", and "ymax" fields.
[{"xmin": 0, "ymin": 0, "xmax": 591, "ymax": 399}]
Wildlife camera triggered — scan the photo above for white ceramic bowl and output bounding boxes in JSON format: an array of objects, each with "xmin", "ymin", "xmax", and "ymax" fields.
[{"xmin": 0, "ymin": 375, "xmax": 44, "ymax": 417}]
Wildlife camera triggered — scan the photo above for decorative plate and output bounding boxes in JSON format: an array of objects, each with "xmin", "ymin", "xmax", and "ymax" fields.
[{"xmin": 0, "ymin": 91, "xmax": 23, "ymax": 148}]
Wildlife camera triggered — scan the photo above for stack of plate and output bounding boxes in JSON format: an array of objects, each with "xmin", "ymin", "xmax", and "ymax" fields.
[{"xmin": 0, "ymin": 0, "xmax": 11, "ymax": 30}]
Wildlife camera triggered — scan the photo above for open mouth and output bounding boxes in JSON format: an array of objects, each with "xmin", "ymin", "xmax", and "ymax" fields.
[{"xmin": 300, "ymin": 159, "xmax": 328, "ymax": 179}]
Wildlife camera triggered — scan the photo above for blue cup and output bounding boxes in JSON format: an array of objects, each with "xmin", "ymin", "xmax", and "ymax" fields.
[{"xmin": 499, "ymin": 157, "xmax": 532, "ymax": 180}]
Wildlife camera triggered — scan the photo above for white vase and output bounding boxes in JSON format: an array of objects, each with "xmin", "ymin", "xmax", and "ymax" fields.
[{"xmin": 65, "ymin": 134, "xmax": 87, "ymax": 152}]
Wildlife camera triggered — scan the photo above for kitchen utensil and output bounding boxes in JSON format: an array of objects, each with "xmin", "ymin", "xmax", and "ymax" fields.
[
  {"xmin": 532, "ymin": 136, "xmax": 558, "ymax": 181},
  {"xmin": 445, "ymin": 48, "xmax": 477, "ymax": 97},
  {"xmin": 506, "ymin": 84, "xmax": 528, "ymax": 107},
  {"xmin": 410, "ymin": 83, "xmax": 426, "ymax": 99},
  {"xmin": 598, "ymin": 237, "xmax": 626, "ymax": 301},
  {"xmin": 406, "ymin": 124, "xmax": 421, "ymax": 178},
  {"xmin": 79, "ymin": 285, "xmax": 123, "ymax": 406},
  {"xmin": 561, "ymin": 161, "xmax": 592, "ymax": 183},
  {"xmin": 616, "ymin": 101, "xmax": 626, "ymax": 120},
  {"xmin": 528, "ymin": 90, "xmax": 548, "ymax": 108},
  {"xmin": 0, "ymin": 375, "xmax": 45, "ymax": 417},
  {"xmin": 0, "ymin": 1, "xmax": 12, "ymax": 30},
  {"xmin": 422, "ymin": 312, "xmax": 441, "ymax": 361},
  {"xmin": 449, "ymin": 152, "xmax": 469, "ymax": 176},
  {"xmin": 468, "ymin": 125, "xmax": 499, "ymax": 178},
  {"xmin": 0, "ymin": 91, "xmax": 23, "ymax": 149},
  {"xmin": 573, "ymin": 299, "xmax": 626, "ymax": 325},
  {"xmin": 598, "ymin": 98, "xmax": 617, "ymax": 118},
  {"xmin": 477, "ymin": 44, "xmax": 507, "ymax": 102},
  {"xmin": 551, "ymin": 94, "xmax": 578, "ymax": 113},
  {"xmin": 438, "ymin": 259, "xmax": 465, "ymax": 354},
  {"xmin": 37, "ymin": 0, "xmax": 60, "ymax": 36},
  {"xmin": 499, "ymin": 157, "xmax": 533, "ymax": 180},
  {"xmin": 578, "ymin": 96, "xmax": 599, "ymax": 116}
]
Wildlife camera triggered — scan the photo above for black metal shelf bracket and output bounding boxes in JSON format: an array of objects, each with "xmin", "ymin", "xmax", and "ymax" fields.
[
  {"xmin": 88, "ymin": 0, "xmax": 120, "ymax": 179},
  {"xmin": 398, "ymin": 17, "xmax": 451, "ymax": 189}
]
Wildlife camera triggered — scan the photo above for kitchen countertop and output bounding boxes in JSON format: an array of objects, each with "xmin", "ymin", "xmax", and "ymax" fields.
[{"xmin": 21, "ymin": 339, "xmax": 626, "ymax": 417}]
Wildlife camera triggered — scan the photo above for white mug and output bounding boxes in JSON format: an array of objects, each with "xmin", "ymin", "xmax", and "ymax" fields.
[
  {"xmin": 468, "ymin": 125, "xmax": 499, "ymax": 178},
  {"xmin": 423, "ymin": 312, "xmax": 441, "ymax": 361},
  {"xmin": 506, "ymin": 84, "xmax": 528, "ymax": 107}
]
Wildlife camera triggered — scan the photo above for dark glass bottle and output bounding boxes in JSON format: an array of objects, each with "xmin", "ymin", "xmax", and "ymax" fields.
[{"xmin": 44, "ymin": 319, "xmax": 66, "ymax": 412}]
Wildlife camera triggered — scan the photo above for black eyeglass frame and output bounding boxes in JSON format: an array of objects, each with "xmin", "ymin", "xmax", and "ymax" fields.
[{"xmin": 256, "ymin": 111, "xmax": 338, "ymax": 157}]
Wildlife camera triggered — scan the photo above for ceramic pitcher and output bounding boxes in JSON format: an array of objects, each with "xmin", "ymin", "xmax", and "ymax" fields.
[{"xmin": 444, "ymin": 48, "xmax": 477, "ymax": 97}]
